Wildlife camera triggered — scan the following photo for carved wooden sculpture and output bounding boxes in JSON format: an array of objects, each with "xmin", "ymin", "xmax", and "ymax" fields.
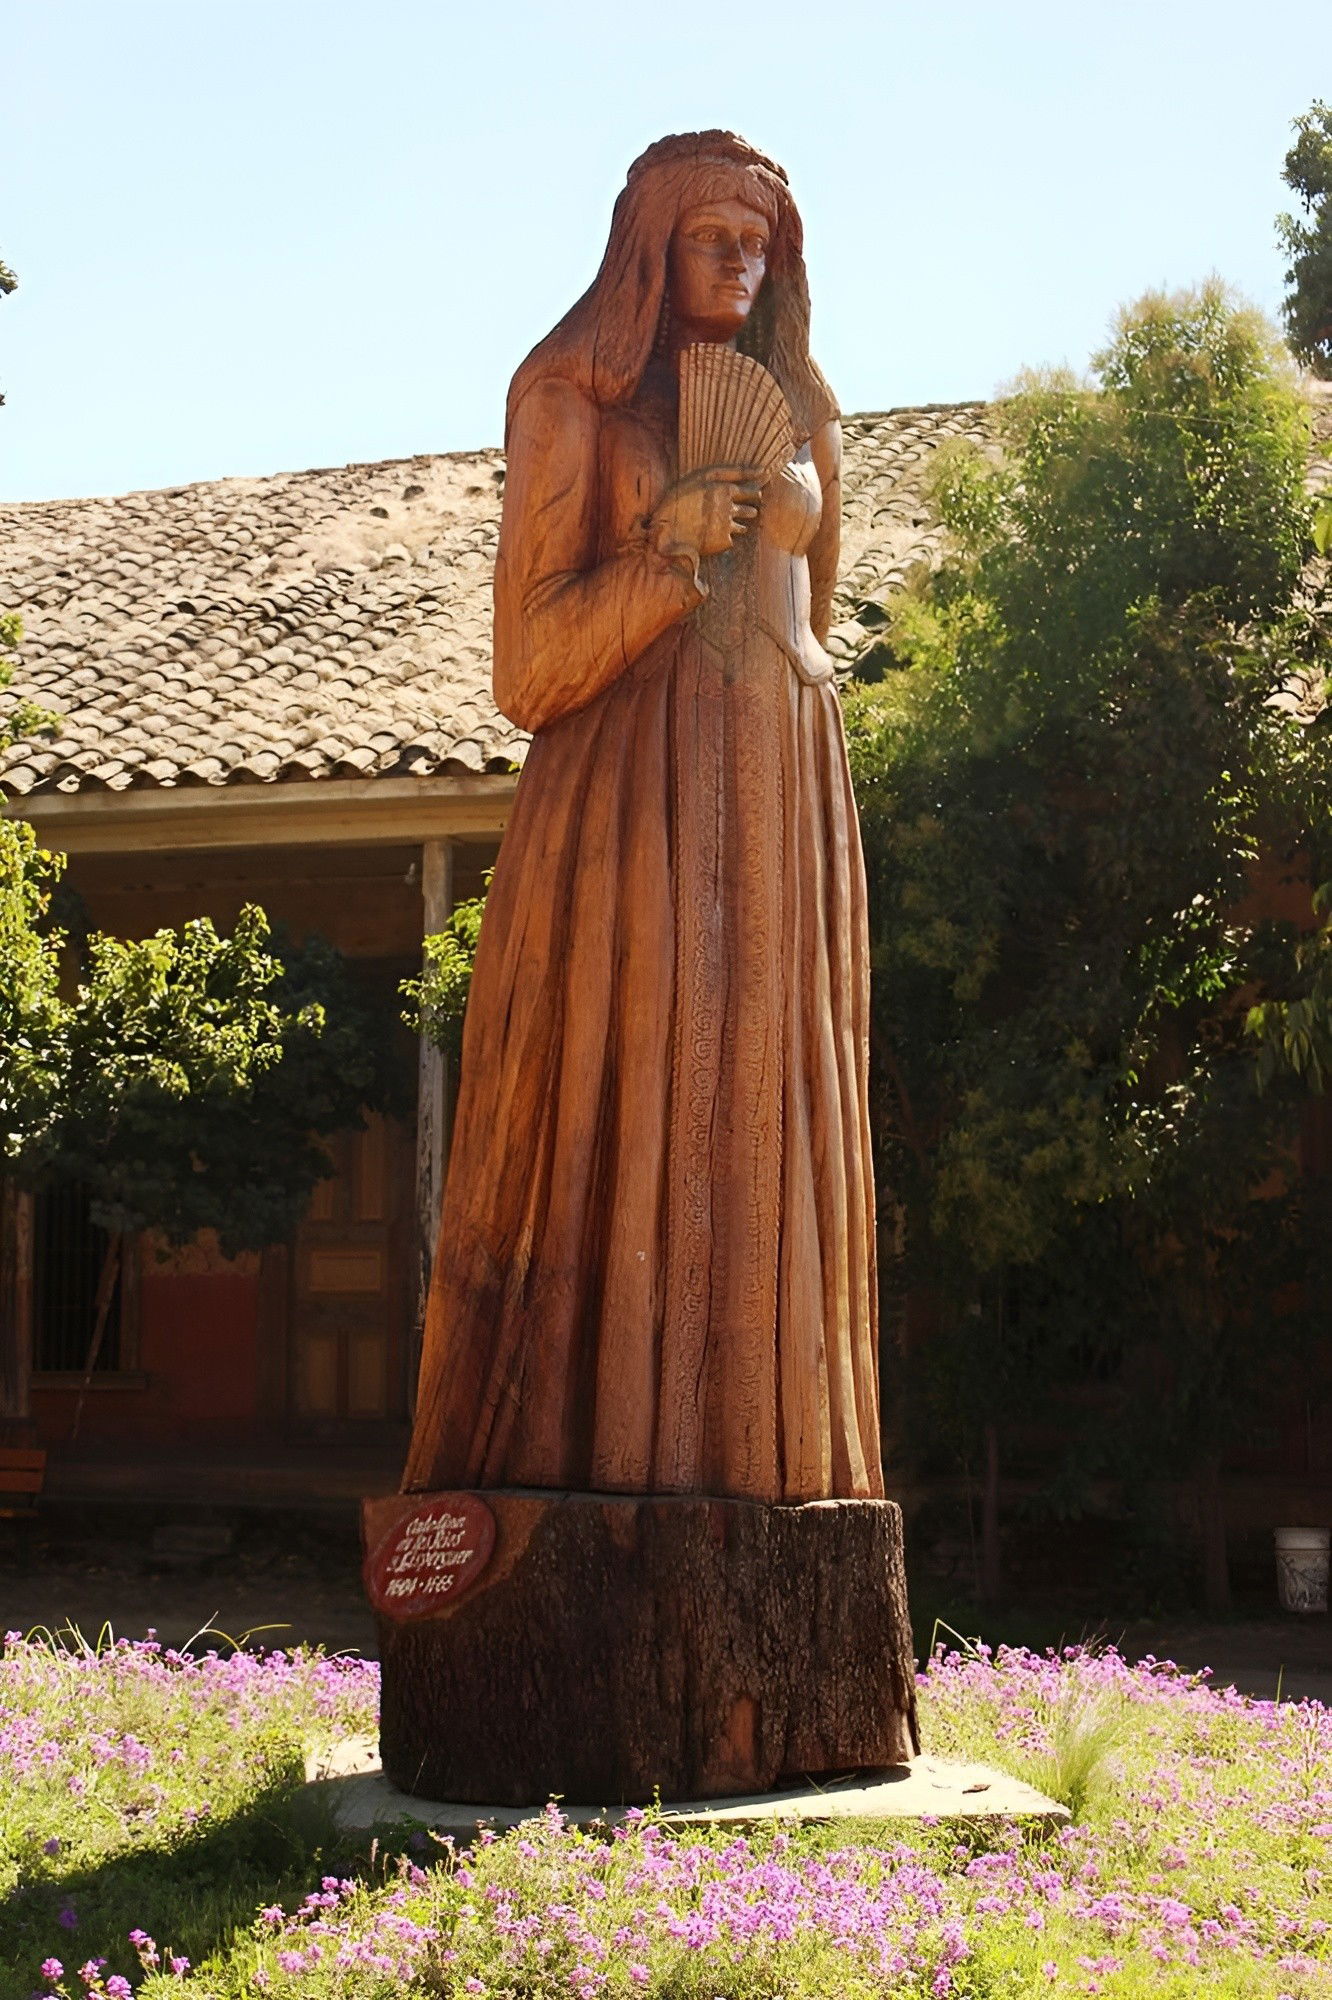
[{"xmin": 370, "ymin": 132, "xmax": 917, "ymax": 1803}]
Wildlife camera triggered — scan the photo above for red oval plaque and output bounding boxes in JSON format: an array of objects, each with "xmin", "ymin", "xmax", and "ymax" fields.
[{"xmin": 364, "ymin": 1494, "xmax": 497, "ymax": 1622}]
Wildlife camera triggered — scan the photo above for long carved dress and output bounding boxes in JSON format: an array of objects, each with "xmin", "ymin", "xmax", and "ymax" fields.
[{"xmin": 403, "ymin": 366, "xmax": 884, "ymax": 1504}]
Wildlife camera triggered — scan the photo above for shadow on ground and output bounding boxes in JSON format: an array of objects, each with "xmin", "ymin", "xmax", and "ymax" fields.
[{"xmin": 1, "ymin": 1760, "xmax": 422, "ymax": 1996}]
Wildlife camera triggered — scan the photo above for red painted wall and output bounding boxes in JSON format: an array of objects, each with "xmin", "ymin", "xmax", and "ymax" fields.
[
  {"xmin": 33, "ymin": 1244, "xmax": 263, "ymax": 1446},
  {"xmin": 138, "ymin": 1272, "xmax": 260, "ymax": 1426}
]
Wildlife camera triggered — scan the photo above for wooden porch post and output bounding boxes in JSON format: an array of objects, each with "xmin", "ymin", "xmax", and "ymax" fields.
[
  {"xmin": 410, "ymin": 838, "xmax": 454, "ymax": 1415},
  {"xmin": 0, "ymin": 1182, "xmax": 35, "ymax": 1431}
]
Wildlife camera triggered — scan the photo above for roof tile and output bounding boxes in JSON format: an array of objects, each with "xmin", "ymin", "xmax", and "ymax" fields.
[{"xmin": 5, "ymin": 393, "xmax": 1322, "ymax": 797}]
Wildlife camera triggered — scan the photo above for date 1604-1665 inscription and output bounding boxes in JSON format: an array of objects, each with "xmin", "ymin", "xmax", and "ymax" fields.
[
  {"xmin": 385, "ymin": 1513, "xmax": 477, "ymax": 1599},
  {"xmin": 365, "ymin": 1495, "xmax": 497, "ymax": 1622}
]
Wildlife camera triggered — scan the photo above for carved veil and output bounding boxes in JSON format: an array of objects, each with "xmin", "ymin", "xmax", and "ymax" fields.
[{"xmin": 505, "ymin": 129, "xmax": 838, "ymax": 446}]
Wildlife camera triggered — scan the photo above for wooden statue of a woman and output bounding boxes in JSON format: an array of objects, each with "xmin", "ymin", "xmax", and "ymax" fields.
[
  {"xmin": 405, "ymin": 129, "xmax": 883, "ymax": 1506},
  {"xmin": 374, "ymin": 133, "xmax": 916, "ymax": 1804}
]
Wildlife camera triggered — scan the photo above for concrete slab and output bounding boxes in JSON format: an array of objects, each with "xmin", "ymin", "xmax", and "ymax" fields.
[{"xmin": 304, "ymin": 1735, "xmax": 1069, "ymax": 1833}]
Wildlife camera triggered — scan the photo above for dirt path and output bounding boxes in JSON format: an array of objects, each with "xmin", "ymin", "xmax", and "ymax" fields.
[
  {"xmin": 0, "ymin": 1505, "xmax": 376, "ymax": 1656},
  {"xmin": 3, "ymin": 1506, "xmax": 1329, "ymax": 1704}
]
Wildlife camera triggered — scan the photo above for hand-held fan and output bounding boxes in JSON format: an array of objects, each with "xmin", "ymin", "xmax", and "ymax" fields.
[{"xmin": 677, "ymin": 345, "xmax": 795, "ymax": 486}]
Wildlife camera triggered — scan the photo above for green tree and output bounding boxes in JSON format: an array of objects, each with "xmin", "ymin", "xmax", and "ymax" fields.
[
  {"xmin": 1279, "ymin": 100, "xmax": 1332, "ymax": 378},
  {"xmin": 848, "ymin": 283, "xmax": 1331, "ymax": 1605},
  {"xmin": 400, "ymin": 891, "xmax": 487, "ymax": 1058},
  {"xmin": 1249, "ymin": 883, "xmax": 1332, "ymax": 1092},
  {"xmin": 0, "ymin": 881, "xmax": 399, "ymax": 1408},
  {"xmin": 0, "ymin": 579, "xmax": 64, "ymax": 1157},
  {"xmin": 8, "ymin": 900, "xmax": 398, "ymax": 1256},
  {"xmin": 0, "ymin": 250, "xmax": 16, "ymax": 412},
  {"xmin": 0, "ymin": 822, "xmax": 63, "ymax": 1159}
]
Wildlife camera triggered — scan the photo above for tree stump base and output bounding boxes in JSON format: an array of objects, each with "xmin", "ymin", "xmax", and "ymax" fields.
[{"xmin": 363, "ymin": 1490, "xmax": 919, "ymax": 1806}]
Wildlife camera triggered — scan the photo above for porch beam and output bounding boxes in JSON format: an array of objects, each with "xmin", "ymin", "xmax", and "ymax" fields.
[
  {"xmin": 411, "ymin": 838, "xmax": 454, "ymax": 1415},
  {"xmin": 9, "ymin": 772, "xmax": 518, "ymax": 855}
]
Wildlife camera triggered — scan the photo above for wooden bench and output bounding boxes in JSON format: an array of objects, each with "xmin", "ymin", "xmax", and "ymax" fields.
[{"xmin": 0, "ymin": 1447, "xmax": 46, "ymax": 1518}]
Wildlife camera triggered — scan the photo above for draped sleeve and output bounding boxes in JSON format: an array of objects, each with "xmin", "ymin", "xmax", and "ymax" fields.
[
  {"xmin": 492, "ymin": 376, "xmax": 705, "ymax": 732},
  {"xmin": 805, "ymin": 417, "xmax": 843, "ymax": 645}
]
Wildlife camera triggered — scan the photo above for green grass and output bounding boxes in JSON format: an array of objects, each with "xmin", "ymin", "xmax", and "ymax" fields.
[
  {"xmin": 3, "ymin": 1627, "xmax": 1330, "ymax": 1998},
  {"xmin": 0, "ymin": 1626, "xmax": 380, "ymax": 1992}
]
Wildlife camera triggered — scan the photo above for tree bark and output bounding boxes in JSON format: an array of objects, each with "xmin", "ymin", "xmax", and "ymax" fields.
[
  {"xmin": 69, "ymin": 1232, "xmax": 121, "ymax": 1443},
  {"xmin": 367, "ymin": 1490, "xmax": 919, "ymax": 1806}
]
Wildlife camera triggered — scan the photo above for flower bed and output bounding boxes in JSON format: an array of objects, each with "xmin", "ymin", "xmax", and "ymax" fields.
[{"xmin": 3, "ymin": 1631, "xmax": 1329, "ymax": 1997}]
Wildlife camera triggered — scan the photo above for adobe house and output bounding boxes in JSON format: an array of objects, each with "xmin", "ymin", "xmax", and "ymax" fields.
[{"xmin": 0, "ymin": 406, "xmax": 992, "ymax": 1499}]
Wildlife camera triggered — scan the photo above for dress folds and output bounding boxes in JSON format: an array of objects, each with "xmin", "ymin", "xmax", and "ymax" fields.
[{"xmin": 403, "ymin": 371, "xmax": 884, "ymax": 1504}]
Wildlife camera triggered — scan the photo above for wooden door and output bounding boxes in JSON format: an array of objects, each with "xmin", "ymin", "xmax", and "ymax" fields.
[{"xmin": 289, "ymin": 1114, "xmax": 411, "ymax": 1424}]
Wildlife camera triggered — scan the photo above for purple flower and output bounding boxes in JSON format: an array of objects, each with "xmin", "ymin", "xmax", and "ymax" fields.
[
  {"xmin": 42, "ymin": 1838, "xmax": 60, "ymax": 1857},
  {"xmin": 39, "ymin": 1961, "xmax": 62, "ymax": 1982},
  {"xmin": 106, "ymin": 1979, "xmax": 132, "ymax": 2000},
  {"xmin": 57, "ymin": 1908, "xmax": 77, "ymax": 1931}
]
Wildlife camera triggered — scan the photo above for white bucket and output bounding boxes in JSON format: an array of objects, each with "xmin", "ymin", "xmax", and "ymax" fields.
[{"xmin": 1275, "ymin": 1527, "xmax": 1331, "ymax": 1614}]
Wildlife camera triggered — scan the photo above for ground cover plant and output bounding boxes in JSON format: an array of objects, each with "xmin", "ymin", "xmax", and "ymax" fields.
[
  {"xmin": 3, "ymin": 1632, "xmax": 1330, "ymax": 1998},
  {"xmin": 0, "ymin": 1631, "xmax": 378, "ymax": 1996}
]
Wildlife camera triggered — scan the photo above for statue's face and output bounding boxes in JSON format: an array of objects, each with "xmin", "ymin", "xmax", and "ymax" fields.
[{"xmin": 668, "ymin": 199, "xmax": 770, "ymax": 343}]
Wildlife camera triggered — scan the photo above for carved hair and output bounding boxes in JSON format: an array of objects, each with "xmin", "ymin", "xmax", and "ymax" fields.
[{"xmin": 506, "ymin": 130, "xmax": 838, "ymax": 446}]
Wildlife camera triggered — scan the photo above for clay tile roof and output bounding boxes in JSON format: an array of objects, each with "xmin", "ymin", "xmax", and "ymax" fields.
[
  {"xmin": 3, "ymin": 392, "xmax": 1328, "ymax": 797},
  {"xmin": 0, "ymin": 446, "xmax": 520, "ymax": 795}
]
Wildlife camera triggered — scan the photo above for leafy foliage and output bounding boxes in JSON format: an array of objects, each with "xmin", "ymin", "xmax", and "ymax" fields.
[
  {"xmin": 847, "ymin": 283, "xmax": 1332, "ymax": 1507},
  {"xmin": 2, "ymin": 863, "xmax": 399, "ymax": 1254},
  {"xmin": 0, "ymin": 249, "xmax": 15, "ymax": 411},
  {"xmin": 1279, "ymin": 99, "xmax": 1332, "ymax": 378},
  {"xmin": 1316, "ymin": 492, "xmax": 1332, "ymax": 558},
  {"xmin": 1248, "ymin": 881, "xmax": 1332, "ymax": 1093},
  {"xmin": 0, "ymin": 820, "xmax": 64, "ymax": 1156},
  {"xmin": 400, "ymin": 893, "xmax": 486, "ymax": 1059},
  {"xmin": 1, "ymin": 611, "xmax": 58, "ymax": 754}
]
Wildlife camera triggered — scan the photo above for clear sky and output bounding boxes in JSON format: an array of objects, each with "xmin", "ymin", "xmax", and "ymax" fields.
[{"xmin": 2, "ymin": 0, "xmax": 1326, "ymax": 502}]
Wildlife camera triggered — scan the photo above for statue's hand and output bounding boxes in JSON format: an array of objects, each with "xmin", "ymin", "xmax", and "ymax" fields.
[{"xmin": 650, "ymin": 466, "xmax": 762, "ymax": 562}]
